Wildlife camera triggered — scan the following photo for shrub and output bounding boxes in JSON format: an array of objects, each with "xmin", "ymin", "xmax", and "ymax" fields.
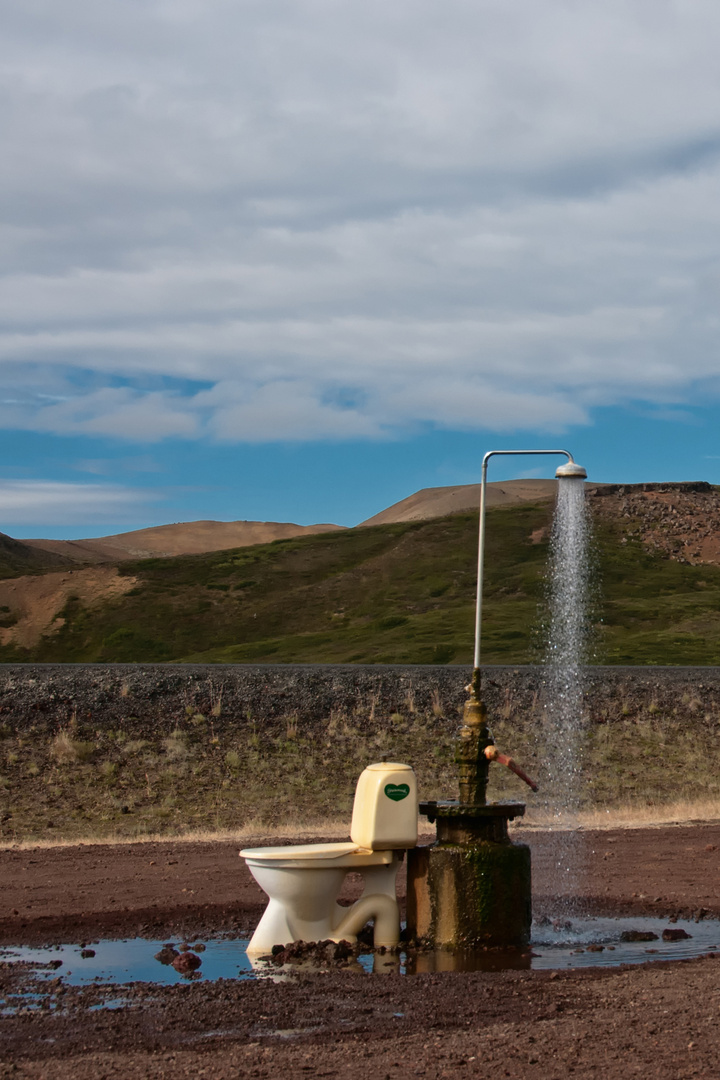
[
  {"xmin": 123, "ymin": 739, "xmax": 148, "ymax": 755},
  {"xmin": 51, "ymin": 731, "xmax": 95, "ymax": 764},
  {"xmin": 163, "ymin": 731, "xmax": 189, "ymax": 760}
]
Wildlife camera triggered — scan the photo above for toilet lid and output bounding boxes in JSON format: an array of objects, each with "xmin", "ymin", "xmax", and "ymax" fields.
[{"xmin": 240, "ymin": 841, "xmax": 364, "ymax": 861}]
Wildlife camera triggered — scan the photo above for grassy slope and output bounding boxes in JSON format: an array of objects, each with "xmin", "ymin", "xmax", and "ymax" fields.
[
  {"xmin": 0, "ymin": 533, "xmax": 72, "ymax": 580},
  {"xmin": 3, "ymin": 501, "xmax": 720, "ymax": 665},
  {"xmin": 0, "ymin": 506, "xmax": 547, "ymax": 665}
]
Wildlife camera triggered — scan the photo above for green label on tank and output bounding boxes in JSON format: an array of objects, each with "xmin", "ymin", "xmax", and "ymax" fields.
[{"xmin": 384, "ymin": 783, "xmax": 410, "ymax": 802}]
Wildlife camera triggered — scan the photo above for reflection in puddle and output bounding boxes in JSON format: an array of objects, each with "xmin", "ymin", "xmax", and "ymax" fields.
[
  {"xmin": 407, "ymin": 916, "xmax": 720, "ymax": 974},
  {"xmin": 0, "ymin": 916, "xmax": 717, "ymax": 994},
  {"xmin": 1, "ymin": 992, "xmax": 46, "ymax": 1017}
]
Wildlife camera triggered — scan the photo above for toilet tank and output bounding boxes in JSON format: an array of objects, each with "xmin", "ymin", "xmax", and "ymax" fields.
[{"xmin": 350, "ymin": 762, "xmax": 418, "ymax": 850}]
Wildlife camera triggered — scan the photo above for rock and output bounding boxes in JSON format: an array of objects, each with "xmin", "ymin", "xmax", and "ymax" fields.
[
  {"xmin": 662, "ymin": 928, "xmax": 692, "ymax": 941},
  {"xmin": 172, "ymin": 951, "xmax": 202, "ymax": 973},
  {"xmin": 332, "ymin": 940, "xmax": 353, "ymax": 960},
  {"xmin": 620, "ymin": 930, "xmax": 659, "ymax": 942},
  {"xmin": 80, "ymin": 949, "xmax": 96, "ymax": 958},
  {"xmin": 154, "ymin": 947, "xmax": 179, "ymax": 965},
  {"xmin": 269, "ymin": 937, "xmax": 358, "ymax": 967}
]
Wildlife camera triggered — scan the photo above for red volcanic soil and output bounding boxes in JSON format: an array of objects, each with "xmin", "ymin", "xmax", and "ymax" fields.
[{"xmin": 1, "ymin": 824, "xmax": 719, "ymax": 1079}]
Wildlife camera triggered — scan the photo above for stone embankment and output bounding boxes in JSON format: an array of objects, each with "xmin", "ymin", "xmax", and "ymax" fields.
[
  {"xmin": 1, "ymin": 663, "xmax": 719, "ymax": 736},
  {"xmin": 1, "ymin": 664, "xmax": 719, "ymax": 840}
]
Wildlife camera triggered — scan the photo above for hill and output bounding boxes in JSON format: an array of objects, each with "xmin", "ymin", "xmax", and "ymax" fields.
[
  {"xmin": 3, "ymin": 482, "xmax": 720, "ymax": 665},
  {"xmin": 22, "ymin": 519, "xmax": 345, "ymax": 564},
  {"xmin": 0, "ymin": 532, "xmax": 74, "ymax": 581},
  {"xmin": 0, "ymin": 508, "xmax": 541, "ymax": 663},
  {"xmin": 359, "ymin": 478, "xmax": 558, "ymax": 525}
]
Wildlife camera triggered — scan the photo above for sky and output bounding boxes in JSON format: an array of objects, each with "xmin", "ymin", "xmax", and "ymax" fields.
[{"xmin": 2, "ymin": 0, "xmax": 720, "ymax": 538}]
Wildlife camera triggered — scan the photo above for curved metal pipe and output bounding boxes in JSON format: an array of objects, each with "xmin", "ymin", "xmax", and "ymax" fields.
[{"xmin": 473, "ymin": 449, "xmax": 585, "ymax": 675}]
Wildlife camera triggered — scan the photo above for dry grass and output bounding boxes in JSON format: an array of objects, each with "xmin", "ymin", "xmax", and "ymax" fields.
[
  {"xmin": 3, "ymin": 799, "xmax": 719, "ymax": 852},
  {"xmin": 518, "ymin": 797, "xmax": 720, "ymax": 831},
  {"xmin": 50, "ymin": 730, "xmax": 94, "ymax": 764},
  {"xmin": 0, "ymin": 818, "xmax": 354, "ymax": 851},
  {"xmin": 3, "ymin": 696, "xmax": 720, "ymax": 846}
]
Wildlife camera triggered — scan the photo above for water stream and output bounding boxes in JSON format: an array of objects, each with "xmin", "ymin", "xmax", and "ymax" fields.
[{"xmin": 540, "ymin": 475, "xmax": 592, "ymax": 906}]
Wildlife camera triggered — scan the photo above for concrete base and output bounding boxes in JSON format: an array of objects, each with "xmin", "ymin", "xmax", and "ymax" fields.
[{"xmin": 406, "ymin": 838, "xmax": 532, "ymax": 949}]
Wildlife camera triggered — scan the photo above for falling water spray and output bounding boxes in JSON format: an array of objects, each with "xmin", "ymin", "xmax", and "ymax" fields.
[{"xmin": 542, "ymin": 472, "xmax": 592, "ymax": 905}]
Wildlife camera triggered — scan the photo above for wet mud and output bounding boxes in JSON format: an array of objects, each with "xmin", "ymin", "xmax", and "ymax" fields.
[{"xmin": 1, "ymin": 823, "xmax": 719, "ymax": 1078}]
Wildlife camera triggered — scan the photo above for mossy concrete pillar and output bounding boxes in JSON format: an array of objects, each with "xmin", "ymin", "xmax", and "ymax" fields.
[{"xmin": 406, "ymin": 804, "xmax": 531, "ymax": 949}]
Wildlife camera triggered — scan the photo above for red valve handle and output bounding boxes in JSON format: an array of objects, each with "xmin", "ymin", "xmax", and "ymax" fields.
[{"xmin": 484, "ymin": 745, "xmax": 539, "ymax": 792}]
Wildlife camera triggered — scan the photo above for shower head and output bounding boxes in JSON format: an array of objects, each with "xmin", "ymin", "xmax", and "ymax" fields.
[{"xmin": 555, "ymin": 460, "xmax": 587, "ymax": 480}]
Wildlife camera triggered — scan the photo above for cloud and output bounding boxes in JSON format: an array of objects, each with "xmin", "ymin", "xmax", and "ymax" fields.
[
  {"xmin": 73, "ymin": 454, "xmax": 163, "ymax": 475},
  {"xmin": 0, "ymin": 480, "xmax": 159, "ymax": 526},
  {"xmin": 2, "ymin": 0, "xmax": 720, "ymax": 443}
]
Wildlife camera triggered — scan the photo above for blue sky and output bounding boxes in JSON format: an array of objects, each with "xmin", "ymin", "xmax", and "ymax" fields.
[{"xmin": 2, "ymin": 0, "xmax": 720, "ymax": 538}]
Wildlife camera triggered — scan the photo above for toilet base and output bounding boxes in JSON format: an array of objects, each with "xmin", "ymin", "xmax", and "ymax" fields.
[{"xmin": 244, "ymin": 853, "xmax": 403, "ymax": 955}]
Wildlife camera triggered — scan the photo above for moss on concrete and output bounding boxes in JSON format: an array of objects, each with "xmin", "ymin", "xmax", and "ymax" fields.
[{"xmin": 407, "ymin": 839, "xmax": 532, "ymax": 948}]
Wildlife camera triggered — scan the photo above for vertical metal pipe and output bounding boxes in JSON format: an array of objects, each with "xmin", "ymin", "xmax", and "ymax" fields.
[{"xmin": 472, "ymin": 455, "xmax": 489, "ymax": 672}]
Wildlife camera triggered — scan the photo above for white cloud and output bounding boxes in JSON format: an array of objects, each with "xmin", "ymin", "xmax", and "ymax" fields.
[
  {"xmin": 74, "ymin": 454, "xmax": 163, "ymax": 475},
  {"xmin": 1, "ymin": 0, "xmax": 720, "ymax": 442},
  {"xmin": 0, "ymin": 480, "xmax": 158, "ymax": 525}
]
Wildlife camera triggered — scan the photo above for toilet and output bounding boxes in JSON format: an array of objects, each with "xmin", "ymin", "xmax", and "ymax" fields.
[{"xmin": 240, "ymin": 762, "xmax": 417, "ymax": 956}]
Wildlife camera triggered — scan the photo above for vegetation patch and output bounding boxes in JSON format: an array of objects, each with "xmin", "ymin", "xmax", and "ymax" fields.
[
  {"xmin": 4, "ymin": 500, "xmax": 720, "ymax": 665},
  {"xmin": 1, "ymin": 687, "xmax": 719, "ymax": 843}
]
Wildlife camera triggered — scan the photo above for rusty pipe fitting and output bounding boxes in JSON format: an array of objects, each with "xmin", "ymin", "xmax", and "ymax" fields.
[{"xmin": 484, "ymin": 745, "xmax": 539, "ymax": 792}]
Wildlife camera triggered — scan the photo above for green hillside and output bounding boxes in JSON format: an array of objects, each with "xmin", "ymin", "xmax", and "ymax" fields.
[{"xmin": 3, "ymin": 499, "xmax": 720, "ymax": 665}]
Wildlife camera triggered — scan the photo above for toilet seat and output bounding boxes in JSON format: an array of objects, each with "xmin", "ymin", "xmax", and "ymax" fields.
[{"xmin": 240, "ymin": 842, "xmax": 394, "ymax": 869}]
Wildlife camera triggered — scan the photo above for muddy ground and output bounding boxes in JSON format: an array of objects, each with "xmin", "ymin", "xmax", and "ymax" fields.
[{"xmin": 1, "ymin": 824, "xmax": 719, "ymax": 1078}]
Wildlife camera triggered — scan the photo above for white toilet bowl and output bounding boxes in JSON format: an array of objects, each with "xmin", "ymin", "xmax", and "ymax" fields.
[{"xmin": 240, "ymin": 763, "xmax": 417, "ymax": 956}]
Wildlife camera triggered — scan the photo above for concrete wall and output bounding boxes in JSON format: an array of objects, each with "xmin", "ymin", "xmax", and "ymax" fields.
[{"xmin": 1, "ymin": 664, "xmax": 719, "ymax": 737}]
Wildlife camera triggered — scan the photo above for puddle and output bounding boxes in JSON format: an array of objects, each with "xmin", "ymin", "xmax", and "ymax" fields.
[
  {"xmin": 1, "ymin": 916, "xmax": 717, "ymax": 993},
  {"xmin": 1, "ymin": 992, "xmax": 46, "ymax": 1016},
  {"xmin": 405, "ymin": 915, "xmax": 720, "ymax": 974},
  {"xmin": 0, "ymin": 938, "xmax": 259, "ymax": 987}
]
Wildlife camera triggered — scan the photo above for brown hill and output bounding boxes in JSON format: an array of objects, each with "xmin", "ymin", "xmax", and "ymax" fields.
[
  {"xmin": 359, "ymin": 478, "xmax": 559, "ymax": 526},
  {"xmin": 3, "ymin": 479, "xmax": 719, "ymax": 653},
  {"xmin": 0, "ymin": 566, "xmax": 138, "ymax": 650},
  {"xmin": 23, "ymin": 520, "xmax": 345, "ymax": 565},
  {"xmin": 0, "ymin": 532, "xmax": 75, "ymax": 580}
]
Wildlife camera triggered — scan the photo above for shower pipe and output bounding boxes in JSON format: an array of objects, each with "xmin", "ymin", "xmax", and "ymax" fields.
[{"xmin": 473, "ymin": 449, "xmax": 587, "ymax": 675}]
